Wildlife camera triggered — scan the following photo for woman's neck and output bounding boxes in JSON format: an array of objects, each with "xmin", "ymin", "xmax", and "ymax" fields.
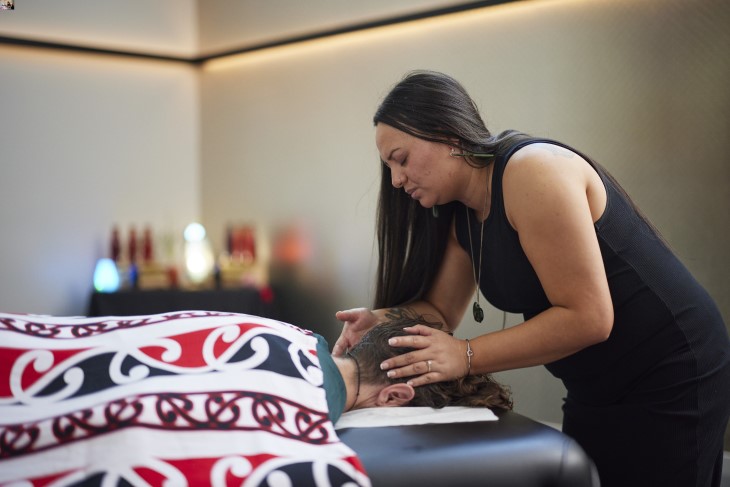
[{"xmin": 462, "ymin": 164, "xmax": 493, "ymax": 221}]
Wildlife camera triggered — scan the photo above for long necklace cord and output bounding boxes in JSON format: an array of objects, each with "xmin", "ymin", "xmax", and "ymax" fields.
[{"xmin": 465, "ymin": 174, "xmax": 489, "ymax": 323}]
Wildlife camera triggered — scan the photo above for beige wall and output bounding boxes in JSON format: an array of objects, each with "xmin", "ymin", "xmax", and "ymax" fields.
[
  {"xmin": 200, "ymin": 0, "xmax": 730, "ymax": 425},
  {"xmin": 0, "ymin": 45, "xmax": 200, "ymax": 315}
]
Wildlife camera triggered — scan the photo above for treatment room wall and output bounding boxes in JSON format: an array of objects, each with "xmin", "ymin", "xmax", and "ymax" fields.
[
  {"xmin": 0, "ymin": 45, "xmax": 200, "ymax": 315},
  {"xmin": 200, "ymin": 0, "xmax": 730, "ymax": 427}
]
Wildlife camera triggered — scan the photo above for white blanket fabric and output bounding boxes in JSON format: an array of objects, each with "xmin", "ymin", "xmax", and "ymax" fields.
[{"xmin": 335, "ymin": 406, "xmax": 498, "ymax": 429}]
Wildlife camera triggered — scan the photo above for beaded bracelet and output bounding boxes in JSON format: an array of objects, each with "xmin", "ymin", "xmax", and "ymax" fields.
[{"xmin": 465, "ymin": 338, "xmax": 474, "ymax": 376}]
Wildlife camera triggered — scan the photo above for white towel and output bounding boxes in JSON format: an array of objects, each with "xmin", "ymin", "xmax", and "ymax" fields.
[{"xmin": 335, "ymin": 406, "xmax": 498, "ymax": 429}]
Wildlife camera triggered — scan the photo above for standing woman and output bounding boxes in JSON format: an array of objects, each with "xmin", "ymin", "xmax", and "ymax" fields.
[{"xmin": 333, "ymin": 70, "xmax": 730, "ymax": 487}]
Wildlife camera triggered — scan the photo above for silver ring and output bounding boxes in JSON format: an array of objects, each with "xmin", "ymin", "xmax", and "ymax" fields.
[{"xmin": 427, "ymin": 360, "xmax": 432, "ymax": 373}]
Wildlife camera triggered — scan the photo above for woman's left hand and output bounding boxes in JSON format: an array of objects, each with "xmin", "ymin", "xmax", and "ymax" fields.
[{"xmin": 380, "ymin": 325, "xmax": 469, "ymax": 387}]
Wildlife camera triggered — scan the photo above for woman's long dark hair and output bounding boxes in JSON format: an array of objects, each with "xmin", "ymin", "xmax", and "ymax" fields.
[
  {"xmin": 372, "ymin": 70, "xmax": 662, "ymax": 311},
  {"xmin": 348, "ymin": 311, "xmax": 513, "ymax": 410}
]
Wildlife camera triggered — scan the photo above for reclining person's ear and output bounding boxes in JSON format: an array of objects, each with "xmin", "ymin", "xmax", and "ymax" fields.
[{"xmin": 377, "ymin": 383, "xmax": 415, "ymax": 407}]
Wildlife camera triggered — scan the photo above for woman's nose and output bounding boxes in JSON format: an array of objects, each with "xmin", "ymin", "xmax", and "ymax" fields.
[{"xmin": 391, "ymin": 168, "xmax": 404, "ymax": 188}]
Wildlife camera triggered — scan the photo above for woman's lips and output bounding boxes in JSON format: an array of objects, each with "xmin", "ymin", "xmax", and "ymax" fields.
[{"xmin": 406, "ymin": 188, "xmax": 421, "ymax": 201}]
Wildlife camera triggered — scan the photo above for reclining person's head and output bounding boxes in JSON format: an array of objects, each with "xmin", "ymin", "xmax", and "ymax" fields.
[{"xmin": 347, "ymin": 313, "xmax": 512, "ymax": 411}]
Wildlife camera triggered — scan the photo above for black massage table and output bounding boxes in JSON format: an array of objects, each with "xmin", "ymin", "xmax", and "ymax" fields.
[{"xmin": 338, "ymin": 410, "xmax": 599, "ymax": 487}]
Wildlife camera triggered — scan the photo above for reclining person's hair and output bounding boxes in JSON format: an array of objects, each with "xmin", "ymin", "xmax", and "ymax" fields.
[{"xmin": 349, "ymin": 313, "xmax": 513, "ymax": 410}]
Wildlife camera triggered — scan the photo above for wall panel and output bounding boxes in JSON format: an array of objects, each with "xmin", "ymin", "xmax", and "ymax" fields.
[{"xmin": 0, "ymin": 46, "xmax": 200, "ymax": 315}]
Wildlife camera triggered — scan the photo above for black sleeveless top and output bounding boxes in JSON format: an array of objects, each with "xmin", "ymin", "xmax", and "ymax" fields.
[{"xmin": 454, "ymin": 138, "xmax": 729, "ymax": 405}]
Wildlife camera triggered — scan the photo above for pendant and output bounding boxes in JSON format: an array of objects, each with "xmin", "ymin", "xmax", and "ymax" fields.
[{"xmin": 473, "ymin": 302, "xmax": 484, "ymax": 323}]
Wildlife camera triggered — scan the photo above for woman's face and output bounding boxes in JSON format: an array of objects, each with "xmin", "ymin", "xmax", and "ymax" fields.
[{"xmin": 375, "ymin": 123, "xmax": 463, "ymax": 208}]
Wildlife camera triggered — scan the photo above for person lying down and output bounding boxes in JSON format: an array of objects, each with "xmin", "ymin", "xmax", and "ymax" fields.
[
  {"xmin": 0, "ymin": 309, "xmax": 511, "ymax": 486},
  {"xmin": 340, "ymin": 312, "xmax": 513, "ymax": 417}
]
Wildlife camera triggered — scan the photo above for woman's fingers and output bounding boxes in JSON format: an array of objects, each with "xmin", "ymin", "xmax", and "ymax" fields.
[
  {"xmin": 380, "ymin": 338, "xmax": 434, "ymax": 377},
  {"xmin": 406, "ymin": 370, "xmax": 438, "ymax": 387},
  {"xmin": 331, "ymin": 336, "xmax": 351, "ymax": 357},
  {"xmin": 384, "ymin": 358, "xmax": 434, "ymax": 378},
  {"xmin": 335, "ymin": 309, "xmax": 359, "ymax": 323},
  {"xmin": 389, "ymin": 332, "xmax": 430, "ymax": 349},
  {"xmin": 381, "ymin": 349, "xmax": 423, "ymax": 371},
  {"xmin": 398, "ymin": 324, "xmax": 435, "ymax": 337},
  {"xmin": 332, "ymin": 324, "xmax": 365, "ymax": 356},
  {"xmin": 383, "ymin": 324, "xmax": 435, "ymax": 351},
  {"xmin": 384, "ymin": 360, "xmax": 443, "ymax": 387},
  {"xmin": 381, "ymin": 326, "xmax": 465, "ymax": 385},
  {"xmin": 332, "ymin": 307, "xmax": 377, "ymax": 356}
]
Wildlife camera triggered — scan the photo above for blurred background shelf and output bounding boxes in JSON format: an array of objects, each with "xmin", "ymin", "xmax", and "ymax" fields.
[{"xmin": 87, "ymin": 287, "xmax": 273, "ymax": 318}]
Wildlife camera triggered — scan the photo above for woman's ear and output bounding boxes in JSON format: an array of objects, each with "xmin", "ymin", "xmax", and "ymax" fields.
[{"xmin": 376, "ymin": 383, "xmax": 416, "ymax": 407}]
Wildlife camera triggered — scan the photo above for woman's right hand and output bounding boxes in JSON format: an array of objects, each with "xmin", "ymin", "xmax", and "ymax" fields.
[{"xmin": 332, "ymin": 307, "xmax": 380, "ymax": 356}]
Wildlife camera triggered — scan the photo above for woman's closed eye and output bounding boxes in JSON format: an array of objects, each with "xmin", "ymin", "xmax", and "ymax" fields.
[{"xmin": 382, "ymin": 157, "xmax": 406, "ymax": 169}]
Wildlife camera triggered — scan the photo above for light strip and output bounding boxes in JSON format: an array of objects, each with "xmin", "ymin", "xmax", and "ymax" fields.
[
  {"xmin": 196, "ymin": 0, "xmax": 525, "ymax": 63},
  {"xmin": 202, "ymin": 0, "xmax": 536, "ymax": 71},
  {"xmin": 0, "ymin": 1, "xmax": 525, "ymax": 65}
]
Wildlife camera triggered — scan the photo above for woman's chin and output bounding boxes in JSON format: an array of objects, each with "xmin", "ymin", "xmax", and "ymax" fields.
[{"xmin": 413, "ymin": 196, "xmax": 430, "ymax": 208}]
